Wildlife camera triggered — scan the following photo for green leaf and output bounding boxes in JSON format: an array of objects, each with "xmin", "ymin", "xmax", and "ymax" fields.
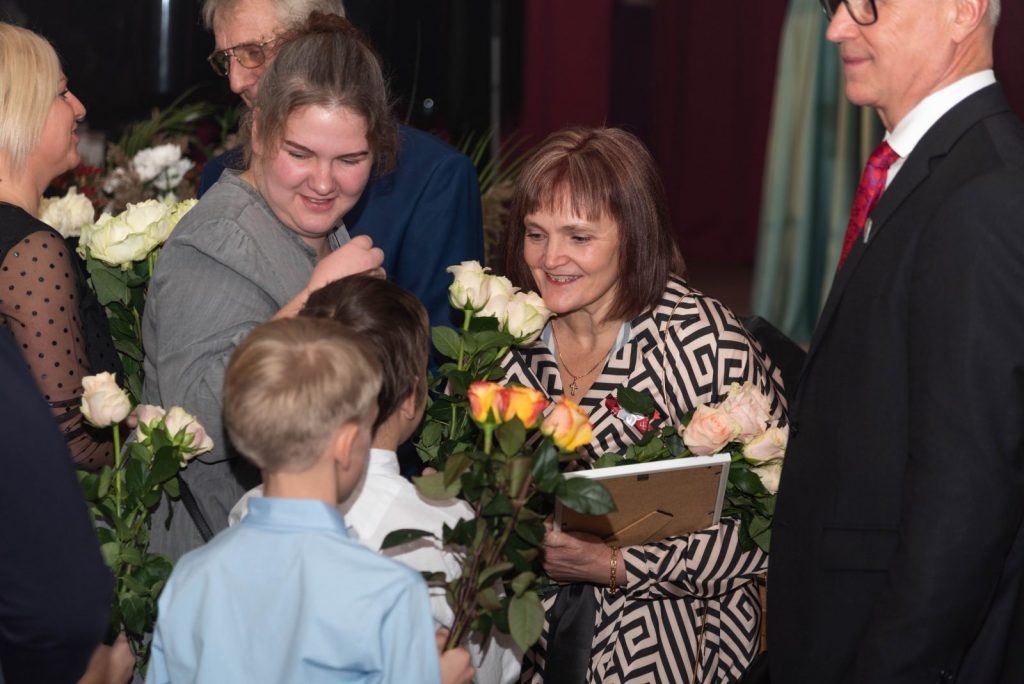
[
  {"xmin": 476, "ymin": 587, "xmax": 503, "ymax": 611},
  {"xmin": 477, "ymin": 561, "xmax": 514, "ymax": 589},
  {"xmin": 481, "ymin": 493, "xmax": 515, "ymax": 517},
  {"xmin": 86, "ymin": 258, "xmax": 131, "ymax": 305},
  {"xmin": 146, "ymin": 447, "xmax": 183, "ymax": 488},
  {"xmin": 593, "ymin": 453, "xmax": 624, "ymax": 469},
  {"xmin": 514, "ymin": 519, "xmax": 546, "ymax": 547},
  {"xmin": 531, "ymin": 442, "xmax": 560, "ymax": 493},
  {"xmin": 413, "ymin": 470, "xmax": 461, "ymax": 500},
  {"xmin": 729, "ymin": 465, "xmax": 768, "ymax": 496},
  {"xmin": 120, "ymin": 595, "xmax": 151, "ymax": 636},
  {"xmin": 508, "ymin": 591, "xmax": 545, "ymax": 652},
  {"xmin": 510, "ymin": 571, "xmax": 537, "ymax": 597},
  {"xmin": 432, "ymin": 326, "xmax": 462, "ymax": 361},
  {"xmin": 97, "ymin": 467, "xmax": 113, "ymax": 499},
  {"xmin": 556, "ymin": 478, "xmax": 616, "ymax": 515},
  {"xmin": 616, "ymin": 387, "xmax": 657, "ymax": 416},
  {"xmin": 99, "ymin": 541, "xmax": 120, "ymax": 569},
  {"xmin": 163, "ymin": 477, "xmax": 180, "ymax": 498},
  {"xmin": 508, "ymin": 456, "xmax": 532, "ymax": 498},
  {"xmin": 442, "ymin": 451, "xmax": 472, "ymax": 489},
  {"xmin": 380, "ymin": 528, "xmax": 437, "ymax": 549},
  {"xmin": 496, "ymin": 419, "xmax": 526, "ymax": 457}
]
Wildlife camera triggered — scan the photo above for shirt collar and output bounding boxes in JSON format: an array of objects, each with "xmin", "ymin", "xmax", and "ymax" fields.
[
  {"xmin": 887, "ymin": 70, "xmax": 996, "ymax": 159},
  {"xmin": 244, "ymin": 496, "xmax": 350, "ymax": 536},
  {"xmin": 539, "ymin": 319, "xmax": 633, "ymax": 357}
]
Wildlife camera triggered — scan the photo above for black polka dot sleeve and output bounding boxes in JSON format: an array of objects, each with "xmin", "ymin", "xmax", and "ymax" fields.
[{"xmin": 0, "ymin": 230, "xmax": 113, "ymax": 469}]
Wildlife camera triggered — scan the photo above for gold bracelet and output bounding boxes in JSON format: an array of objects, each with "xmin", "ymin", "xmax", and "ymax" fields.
[{"xmin": 609, "ymin": 545, "xmax": 619, "ymax": 593}]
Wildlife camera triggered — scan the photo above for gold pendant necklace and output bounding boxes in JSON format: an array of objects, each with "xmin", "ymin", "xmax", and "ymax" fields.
[{"xmin": 552, "ymin": 327, "xmax": 606, "ymax": 397}]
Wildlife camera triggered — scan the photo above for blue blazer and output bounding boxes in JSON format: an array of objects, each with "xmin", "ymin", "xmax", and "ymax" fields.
[{"xmin": 199, "ymin": 124, "xmax": 484, "ymax": 332}]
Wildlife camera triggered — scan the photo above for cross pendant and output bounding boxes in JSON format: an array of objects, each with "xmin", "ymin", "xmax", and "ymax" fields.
[{"xmin": 568, "ymin": 379, "xmax": 578, "ymax": 396}]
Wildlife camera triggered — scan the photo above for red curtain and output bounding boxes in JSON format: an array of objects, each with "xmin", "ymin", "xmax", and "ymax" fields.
[{"xmin": 518, "ymin": 0, "xmax": 1023, "ymax": 264}]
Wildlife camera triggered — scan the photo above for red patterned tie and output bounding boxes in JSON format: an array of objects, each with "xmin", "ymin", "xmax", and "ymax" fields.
[{"xmin": 837, "ymin": 140, "xmax": 901, "ymax": 269}]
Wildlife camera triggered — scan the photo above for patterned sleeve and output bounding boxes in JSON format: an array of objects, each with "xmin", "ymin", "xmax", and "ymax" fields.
[{"xmin": 0, "ymin": 231, "xmax": 112, "ymax": 469}]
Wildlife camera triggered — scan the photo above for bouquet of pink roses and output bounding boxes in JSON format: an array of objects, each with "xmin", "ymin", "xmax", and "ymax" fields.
[{"xmin": 595, "ymin": 381, "xmax": 786, "ymax": 552}]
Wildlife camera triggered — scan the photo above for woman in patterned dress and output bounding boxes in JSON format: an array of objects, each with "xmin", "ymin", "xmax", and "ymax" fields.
[{"xmin": 500, "ymin": 127, "xmax": 786, "ymax": 683}]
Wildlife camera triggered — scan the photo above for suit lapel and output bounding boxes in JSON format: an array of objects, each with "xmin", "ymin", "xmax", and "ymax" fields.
[{"xmin": 798, "ymin": 84, "xmax": 1012, "ymax": 389}]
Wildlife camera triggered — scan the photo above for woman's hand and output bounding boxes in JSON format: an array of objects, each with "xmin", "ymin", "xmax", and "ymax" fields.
[
  {"xmin": 309, "ymin": 234, "xmax": 385, "ymax": 292},
  {"xmin": 436, "ymin": 629, "xmax": 475, "ymax": 684},
  {"xmin": 276, "ymin": 235, "xmax": 385, "ymax": 319},
  {"xmin": 543, "ymin": 521, "xmax": 620, "ymax": 586}
]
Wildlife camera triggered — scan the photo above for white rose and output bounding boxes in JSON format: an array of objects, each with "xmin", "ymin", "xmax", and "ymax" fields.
[
  {"xmin": 145, "ymin": 198, "xmax": 196, "ymax": 248},
  {"xmin": 79, "ymin": 214, "xmax": 153, "ymax": 268},
  {"xmin": 477, "ymin": 291, "xmax": 510, "ymax": 326},
  {"xmin": 132, "ymin": 144, "xmax": 186, "ymax": 184},
  {"xmin": 80, "ymin": 372, "xmax": 132, "ymax": 428},
  {"xmin": 719, "ymin": 382, "xmax": 773, "ymax": 442},
  {"xmin": 79, "ymin": 200, "xmax": 173, "ymax": 267},
  {"xmin": 752, "ymin": 461, "xmax": 783, "ymax": 495},
  {"xmin": 742, "ymin": 425, "xmax": 788, "ymax": 464},
  {"xmin": 447, "ymin": 260, "xmax": 492, "ymax": 311},
  {"xmin": 163, "ymin": 406, "xmax": 214, "ymax": 462},
  {"xmin": 487, "ymin": 273, "xmax": 516, "ymax": 301},
  {"xmin": 38, "ymin": 187, "xmax": 95, "ymax": 238},
  {"xmin": 504, "ymin": 290, "xmax": 551, "ymax": 343},
  {"xmin": 152, "ymin": 157, "xmax": 195, "ymax": 192}
]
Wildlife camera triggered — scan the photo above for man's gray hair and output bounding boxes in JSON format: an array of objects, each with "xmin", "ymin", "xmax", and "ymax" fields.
[{"xmin": 201, "ymin": 0, "xmax": 345, "ymax": 30}]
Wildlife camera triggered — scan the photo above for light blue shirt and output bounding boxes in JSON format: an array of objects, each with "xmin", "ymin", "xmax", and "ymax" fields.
[{"xmin": 146, "ymin": 497, "xmax": 441, "ymax": 684}]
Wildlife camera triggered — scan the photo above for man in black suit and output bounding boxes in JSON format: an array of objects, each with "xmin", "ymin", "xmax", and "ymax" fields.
[{"xmin": 769, "ymin": 0, "xmax": 1024, "ymax": 682}]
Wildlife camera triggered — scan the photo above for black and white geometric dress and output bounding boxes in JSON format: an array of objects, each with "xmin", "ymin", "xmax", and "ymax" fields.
[{"xmin": 503, "ymin": 276, "xmax": 787, "ymax": 683}]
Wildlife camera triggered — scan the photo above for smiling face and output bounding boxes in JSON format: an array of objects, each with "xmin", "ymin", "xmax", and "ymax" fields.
[
  {"xmin": 523, "ymin": 195, "xmax": 622, "ymax": 322},
  {"xmin": 826, "ymin": 0, "xmax": 965, "ymax": 129},
  {"xmin": 35, "ymin": 75, "xmax": 86, "ymax": 182},
  {"xmin": 251, "ymin": 104, "xmax": 372, "ymax": 251},
  {"xmin": 212, "ymin": 0, "xmax": 283, "ymax": 107}
]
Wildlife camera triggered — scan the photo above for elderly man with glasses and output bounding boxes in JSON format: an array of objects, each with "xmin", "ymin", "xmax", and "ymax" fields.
[
  {"xmin": 768, "ymin": 1, "xmax": 1024, "ymax": 683},
  {"xmin": 198, "ymin": 0, "xmax": 484, "ymax": 335}
]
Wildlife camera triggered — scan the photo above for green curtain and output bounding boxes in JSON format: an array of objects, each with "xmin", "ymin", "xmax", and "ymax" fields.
[{"xmin": 751, "ymin": 0, "xmax": 882, "ymax": 343}]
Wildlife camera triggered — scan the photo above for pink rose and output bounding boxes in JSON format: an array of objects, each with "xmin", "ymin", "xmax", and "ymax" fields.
[
  {"xmin": 719, "ymin": 382, "xmax": 772, "ymax": 442},
  {"xmin": 681, "ymin": 404, "xmax": 741, "ymax": 456},
  {"xmin": 742, "ymin": 425, "xmax": 788, "ymax": 464},
  {"xmin": 163, "ymin": 406, "xmax": 214, "ymax": 461}
]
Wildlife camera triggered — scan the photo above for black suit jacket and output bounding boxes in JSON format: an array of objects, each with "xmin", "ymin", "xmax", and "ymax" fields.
[{"xmin": 769, "ymin": 84, "xmax": 1024, "ymax": 684}]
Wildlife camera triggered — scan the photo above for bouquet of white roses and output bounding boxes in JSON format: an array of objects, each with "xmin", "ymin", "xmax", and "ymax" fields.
[
  {"xmin": 595, "ymin": 381, "xmax": 787, "ymax": 552},
  {"xmin": 394, "ymin": 261, "xmax": 614, "ymax": 653},
  {"xmin": 77, "ymin": 198, "xmax": 196, "ymax": 401},
  {"xmin": 78, "ymin": 372, "xmax": 211, "ymax": 673}
]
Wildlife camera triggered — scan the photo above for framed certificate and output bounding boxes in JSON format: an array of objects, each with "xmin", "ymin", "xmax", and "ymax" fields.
[{"xmin": 555, "ymin": 454, "xmax": 730, "ymax": 546}]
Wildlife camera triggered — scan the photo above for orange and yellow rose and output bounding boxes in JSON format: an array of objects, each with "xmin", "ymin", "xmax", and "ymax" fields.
[
  {"xmin": 540, "ymin": 397, "xmax": 592, "ymax": 452},
  {"xmin": 467, "ymin": 381, "xmax": 507, "ymax": 425},
  {"xmin": 500, "ymin": 386, "xmax": 548, "ymax": 429}
]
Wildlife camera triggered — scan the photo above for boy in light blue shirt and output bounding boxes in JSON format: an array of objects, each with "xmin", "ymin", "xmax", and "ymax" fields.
[{"xmin": 147, "ymin": 317, "xmax": 472, "ymax": 684}]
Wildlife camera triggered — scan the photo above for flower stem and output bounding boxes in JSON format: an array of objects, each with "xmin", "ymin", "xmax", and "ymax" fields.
[
  {"xmin": 113, "ymin": 424, "xmax": 123, "ymax": 513},
  {"xmin": 456, "ymin": 308, "xmax": 472, "ymax": 370}
]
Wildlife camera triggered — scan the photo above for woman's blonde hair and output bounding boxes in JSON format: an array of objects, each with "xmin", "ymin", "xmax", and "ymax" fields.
[{"xmin": 0, "ymin": 23, "xmax": 61, "ymax": 172}]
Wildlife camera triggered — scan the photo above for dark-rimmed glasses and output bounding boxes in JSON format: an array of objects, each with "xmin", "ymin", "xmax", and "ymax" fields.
[
  {"xmin": 819, "ymin": 0, "xmax": 878, "ymax": 26},
  {"xmin": 206, "ymin": 37, "xmax": 279, "ymax": 77}
]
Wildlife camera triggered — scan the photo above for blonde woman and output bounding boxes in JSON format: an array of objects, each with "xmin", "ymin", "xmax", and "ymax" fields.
[{"xmin": 0, "ymin": 23, "xmax": 119, "ymax": 469}]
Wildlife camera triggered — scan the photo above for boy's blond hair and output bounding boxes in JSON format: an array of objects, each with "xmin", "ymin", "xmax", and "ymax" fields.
[{"xmin": 223, "ymin": 317, "xmax": 381, "ymax": 472}]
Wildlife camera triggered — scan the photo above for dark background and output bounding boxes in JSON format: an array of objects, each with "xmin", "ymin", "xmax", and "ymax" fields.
[{"xmin": 4, "ymin": 0, "xmax": 1023, "ymax": 268}]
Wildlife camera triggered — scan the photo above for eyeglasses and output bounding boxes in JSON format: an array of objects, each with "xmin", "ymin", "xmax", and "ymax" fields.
[
  {"xmin": 207, "ymin": 37, "xmax": 279, "ymax": 77},
  {"xmin": 819, "ymin": 0, "xmax": 878, "ymax": 26}
]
